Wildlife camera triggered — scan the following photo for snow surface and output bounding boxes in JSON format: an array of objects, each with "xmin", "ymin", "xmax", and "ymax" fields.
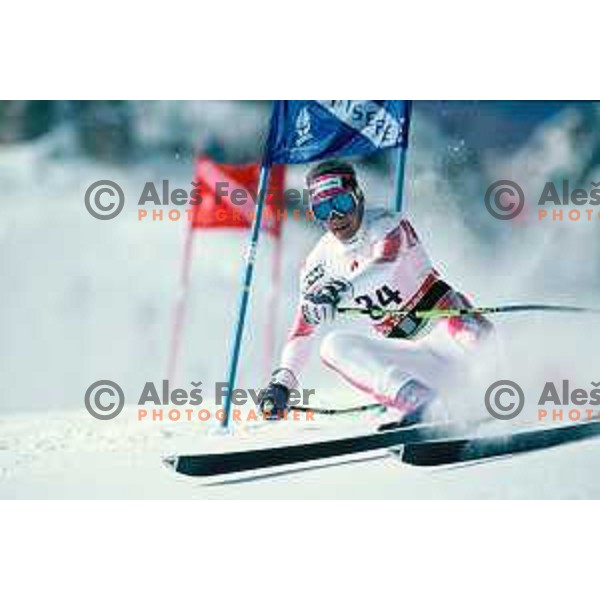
[
  {"xmin": 3, "ymin": 408, "xmax": 600, "ymax": 499},
  {"xmin": 2, "ymin": 104, "xmax": 600, "ymax": 498}
]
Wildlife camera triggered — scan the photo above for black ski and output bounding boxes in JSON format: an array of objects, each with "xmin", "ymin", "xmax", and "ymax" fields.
[
  {"xmin": 165, "ymin": 419, "xmax": 481, "ymax": 478},
  {"xmin": 402, "ymin": 418, "xmax": 600, "ymax": 466}
]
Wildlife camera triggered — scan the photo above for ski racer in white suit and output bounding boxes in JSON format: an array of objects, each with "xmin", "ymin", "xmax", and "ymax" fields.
[{"xmin": 259, "ymin": 160, "xmax": 494, "ymax": 424}]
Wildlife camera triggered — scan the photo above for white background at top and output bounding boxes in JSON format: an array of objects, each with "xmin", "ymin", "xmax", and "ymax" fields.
[{"xmin": 1, "ymin": 0, "xmax": 597, "ymax": 100}]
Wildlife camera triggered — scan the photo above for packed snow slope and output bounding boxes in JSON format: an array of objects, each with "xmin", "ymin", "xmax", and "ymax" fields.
[{"xmin": 3, "ymin": 409, "xmax": 600, "ymax": 499}]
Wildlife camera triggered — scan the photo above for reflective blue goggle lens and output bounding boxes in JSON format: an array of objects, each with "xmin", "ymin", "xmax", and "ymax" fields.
[{"xmin": 312, "ymin": 193, "xmax": 356, "ymax": 221}]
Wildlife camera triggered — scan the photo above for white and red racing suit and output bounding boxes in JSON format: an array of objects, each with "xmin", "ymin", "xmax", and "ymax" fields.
[{"xmin": 273, "ymin": 208, "xmax": 493, "ymax": 412}]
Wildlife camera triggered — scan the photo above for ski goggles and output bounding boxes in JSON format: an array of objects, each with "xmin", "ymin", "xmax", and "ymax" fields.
[{"xmin": 310, "ymin": 192, "xmax": 357, "ymax": 222}]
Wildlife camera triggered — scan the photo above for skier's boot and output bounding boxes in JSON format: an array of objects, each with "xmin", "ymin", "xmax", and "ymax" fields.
[
  {"xmin": 397, "ymin": 379, "xmax": 437, "ymax": 426},
  {"xmin": 379, "ymin": 379, "xmax": 442, "ymax": 430}
]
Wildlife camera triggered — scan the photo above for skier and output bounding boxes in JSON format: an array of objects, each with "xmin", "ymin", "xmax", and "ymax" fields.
[{"xmin": 259, "ymin": 159, "xmax": 494, "ymax": 424}]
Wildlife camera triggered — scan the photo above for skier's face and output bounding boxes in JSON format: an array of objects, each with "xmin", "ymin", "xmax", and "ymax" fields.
[{"xmin": 325, "ymin": 195, "xmax": 363, "ymax": 242}]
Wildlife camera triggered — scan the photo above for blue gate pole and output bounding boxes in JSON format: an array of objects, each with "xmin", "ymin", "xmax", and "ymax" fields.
[
  {"xmin": 393, "ymin": 101, "xmax": 413, "ymax": 213},
  {"xmin": 221, "ymin": 161, "xmax": 272, "ymax": 430}
]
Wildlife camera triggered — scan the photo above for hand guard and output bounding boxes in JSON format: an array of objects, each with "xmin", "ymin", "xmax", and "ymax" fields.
[
  {"xmin": 301, "ymin": 299, "xmax": 337, "ymax": 326},
  {"xmin": 306, "ymin": 278, "xmax": 352, "ymax": 305},
  {"xmin": 258, "ymin": 383, "xmax": 290, "ymax": 419},
  {"xmin": 302, "ymin": 278, "xmax": 352, "ymax": 325}
]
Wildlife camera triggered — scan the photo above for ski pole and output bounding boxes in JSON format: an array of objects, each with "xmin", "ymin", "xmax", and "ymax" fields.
[
  {"xmin": 221, "ymin": 162, "xmax": 272, "ymax": 430},
  {"xmin": 290, "ymin": 403, "xmax": 386, "ymax": 416},
  {"xmin": 337, "ymin": 303, "xmax": 600, "ymax": 321}
]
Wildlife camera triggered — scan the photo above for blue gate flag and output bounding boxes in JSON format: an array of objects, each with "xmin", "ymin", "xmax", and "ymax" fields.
[{"xmin": 266, "ymin": 100, "xmax": 411, "ymax": 164}]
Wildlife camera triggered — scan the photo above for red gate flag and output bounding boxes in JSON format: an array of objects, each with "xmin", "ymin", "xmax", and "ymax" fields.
[
  {"xmin": 191, "ymin": 156, "xmax": 286, "ymax": 236},
  {"xmin": 168, "ymin": 156, "xmax": 286, "ymax": 383}
]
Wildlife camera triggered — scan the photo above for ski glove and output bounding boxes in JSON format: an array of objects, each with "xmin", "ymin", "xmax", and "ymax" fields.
[
  {"xmin": 258, "ymin": 383, "xmax": 290, "ymax": 419},
  {"xmin": 301, "ymin": 299, "xmax": 337, "ymax": 325},
  {"xmin": 302, "ymin": 278, "xmax": 352, "ymax": 325}
]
